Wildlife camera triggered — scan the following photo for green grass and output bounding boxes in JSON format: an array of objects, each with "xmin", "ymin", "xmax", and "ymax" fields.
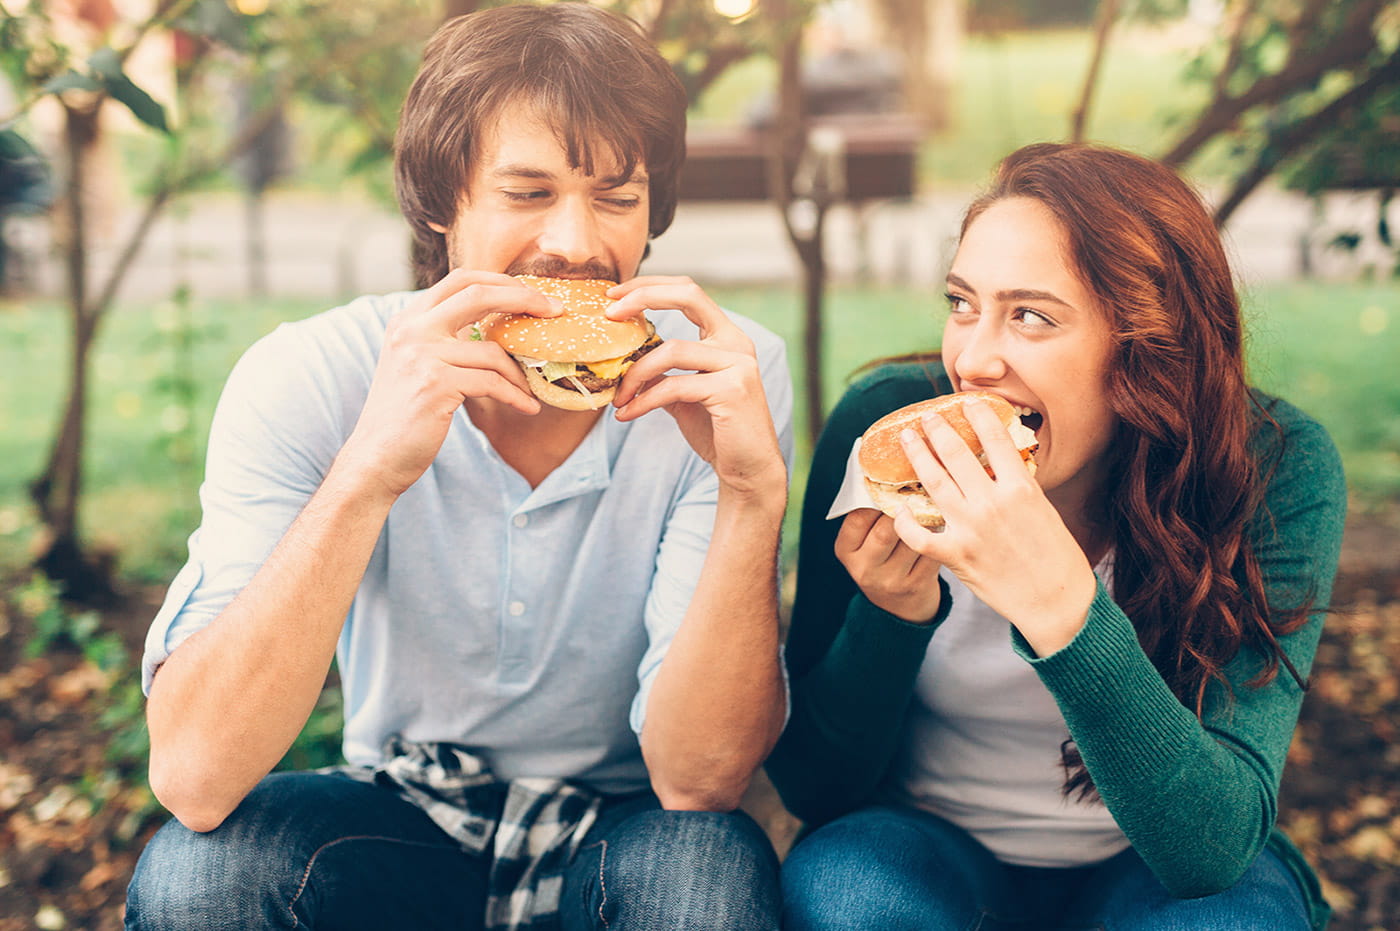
[
  {"xmin": 3, "ymin": 279, "xmax": 1396, "ymax": 585},
  {"xmin": 0, "ymin": 296, "xmax": 325, "ymax": 580}
]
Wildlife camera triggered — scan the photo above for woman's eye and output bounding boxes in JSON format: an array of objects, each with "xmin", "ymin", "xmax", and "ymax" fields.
[
  {"xmin": 945, "ymin": 293, "xmax": 971, "ymax": 314},
  {"xmin": 1014, "ymin": 307, "xmax": 1054, "ymax": 327}
]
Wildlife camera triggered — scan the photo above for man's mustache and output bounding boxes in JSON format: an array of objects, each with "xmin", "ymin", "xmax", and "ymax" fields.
[{"xmin": 507, "ymin": 257, "xmax": 618, "ymax": 281}]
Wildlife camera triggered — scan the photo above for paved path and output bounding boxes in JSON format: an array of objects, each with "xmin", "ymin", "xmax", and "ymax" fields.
[{"xmin": 10, "ymin": 183, "xmax": 1395, "ymax": 306}]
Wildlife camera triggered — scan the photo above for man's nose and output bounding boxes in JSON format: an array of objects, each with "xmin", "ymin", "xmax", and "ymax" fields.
[{"xmin": 537, "ymin": 196, "xmax": 605, "ymax": 266}]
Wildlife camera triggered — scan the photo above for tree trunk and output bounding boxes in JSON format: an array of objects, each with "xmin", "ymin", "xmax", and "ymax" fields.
[
  {"xmin": 30, "ymin": 100, "xmax": 115, "ymax": 602},
  {"xmin": 924, "ymin": 0, "xmax": 964, "ymax": 133},
  {"xmin": 766, "ymin": 3, "xmax": 828, "ymax": 450},
  {"xmin": 246, "ymin": 188, "xmax": 268, "ymax": 298}
]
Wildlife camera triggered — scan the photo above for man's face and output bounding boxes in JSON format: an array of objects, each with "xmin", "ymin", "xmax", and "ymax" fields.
[{"xmin": 430, "ymin": 105, "xmax": 651, "ymax": 281}]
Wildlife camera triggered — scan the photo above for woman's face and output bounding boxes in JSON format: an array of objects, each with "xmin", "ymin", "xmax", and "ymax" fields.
[{"xmin": 941, "ymin": 196, "xmax": 1119, "ymax": 513}]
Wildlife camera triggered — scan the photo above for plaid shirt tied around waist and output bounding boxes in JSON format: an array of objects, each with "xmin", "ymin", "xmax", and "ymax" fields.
[{"xmin": 328, "ymin": 737, "xmax": 602, "ymax": 931}]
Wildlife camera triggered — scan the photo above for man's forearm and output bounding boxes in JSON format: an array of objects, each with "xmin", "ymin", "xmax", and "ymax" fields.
[
  {"xmin": 145, "ymin": 457, "xmax": 396, "ymax": 832},
  {"xmin": 640, "ymin": 481, "xmax": 788, "ymax": 811}
]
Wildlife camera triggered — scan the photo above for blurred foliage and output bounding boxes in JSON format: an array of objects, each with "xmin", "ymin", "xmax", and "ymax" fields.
[
  {"xmin": 1284, "ymin": 83, "xmax": 1400, "ymax": 193},
  {"xmin": 969, "ymin": 0, "xmax": 1188, "ymax": 32},
  {"xmin": 1162, "ymin": 0, "xmax": 1400, "ymax": 224}
]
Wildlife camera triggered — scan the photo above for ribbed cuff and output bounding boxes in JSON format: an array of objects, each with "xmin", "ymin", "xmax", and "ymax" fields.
[
  {"xmin": 804, "ymin": 575, "xmax": 950, "ymax": 717},
  {"xmin": 1012, "ymin": 582, "xmax": 1200, "ymax": 785}
]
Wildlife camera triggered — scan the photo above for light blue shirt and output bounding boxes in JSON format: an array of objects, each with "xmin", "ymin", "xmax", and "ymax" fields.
[{"xmin": 142, "ymin": 291, "xmax": 794, "ymax": 794}]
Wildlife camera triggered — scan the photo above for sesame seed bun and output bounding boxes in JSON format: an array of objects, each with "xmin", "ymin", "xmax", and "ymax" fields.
[
  {"xmin": 480, "ymin": 277, "xmax": 648, "ymax": 362},
  {"xmin": 479, "ymin": 276, "xmax": 659, "ymax": 410},
  {"xmin": 858, "ymin": 391, "xmax": 1038, "ymax": 529}
]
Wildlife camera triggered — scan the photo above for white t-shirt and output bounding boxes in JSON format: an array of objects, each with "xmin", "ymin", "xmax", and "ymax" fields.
[{"xmin": 885, "ymin": 561, "xmax": 1131, "ymax": 867}]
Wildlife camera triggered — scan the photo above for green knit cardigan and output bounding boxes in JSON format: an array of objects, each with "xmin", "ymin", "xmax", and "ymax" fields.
[{"xmin": 767, "ymin": 361, "xmax": 1347, "ymax": 929}]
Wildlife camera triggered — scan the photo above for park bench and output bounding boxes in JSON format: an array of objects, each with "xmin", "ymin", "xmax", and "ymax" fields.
[
  {"xmin": 677, "ymin": 112, "xmax": 924, "ymax": 282},
  {"xmin": 678, "ymin": 112, "xmax": 922, "ymax": 205}
]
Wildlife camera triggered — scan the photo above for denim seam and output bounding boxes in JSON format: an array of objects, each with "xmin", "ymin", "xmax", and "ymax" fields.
[
  {"xmin": 595, "ymin": 839, "xmax": 611, "ymax": 929},
  {"xmin": 285, "ymin": 833, "xmax": 463, "ymax": 927}
]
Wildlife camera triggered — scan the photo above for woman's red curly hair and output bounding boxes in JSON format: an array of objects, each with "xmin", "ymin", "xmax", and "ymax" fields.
[{"xmin": 959, "ymin": 143, "xmax": 1308, "ymax": 796}]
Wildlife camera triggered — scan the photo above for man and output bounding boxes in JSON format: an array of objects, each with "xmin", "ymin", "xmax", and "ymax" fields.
[{"xmin": 124, "ymin": 5, "xmax": 792, "ymax": 929}]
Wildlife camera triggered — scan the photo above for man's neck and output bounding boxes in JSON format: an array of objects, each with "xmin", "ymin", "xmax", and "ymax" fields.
[{"xmin": 464, "ymin": 397, "xmax": 604, "ymax": 489}]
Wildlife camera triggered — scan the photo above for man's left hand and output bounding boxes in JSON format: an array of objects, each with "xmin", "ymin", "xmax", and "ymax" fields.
[{"xmin": 607, "ymin": 276, "xmax": 786, "ymax": 498}]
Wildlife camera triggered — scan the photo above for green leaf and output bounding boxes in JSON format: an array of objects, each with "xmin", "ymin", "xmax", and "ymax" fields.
[
  {"xmin": 102, "ymin": 70, "xmax": 170, "ymax": 134},
  {"xmin": 86, "ymin": 46, "xmax": 123, "ymax": 80},
  {"xmin": 40, "ymin": 70, "xmax": 103, "ymax": 96}
]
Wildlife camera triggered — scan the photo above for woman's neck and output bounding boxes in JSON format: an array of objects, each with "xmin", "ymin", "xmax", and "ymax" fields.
[{"xmin": 1047, "ymin": 474, "xmax": 1113, "ymax": 566}]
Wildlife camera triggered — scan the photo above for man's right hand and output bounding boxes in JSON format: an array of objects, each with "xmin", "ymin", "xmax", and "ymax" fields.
[{"xmin": 336, "ymin": 270, "xmax": 561, "ymax": 498}]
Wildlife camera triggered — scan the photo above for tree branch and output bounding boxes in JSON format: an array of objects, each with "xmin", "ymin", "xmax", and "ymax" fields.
[
  {"xmin": 1213, "ymin": 48, "xmax": 1400, "ymax": 226},
  {"xmin": 1070, "ymin": 0, "xmax": 1120, "ymax": 142},
  {"xmin": 690, "ymin": 43, "xmax": 754, "ymax": 103},
  {"xmin": 1211, "ymin": 0, "xmax": 1261, "ymax": 102},
  {"xmin": 115, "ymin": 0, "xmax": 199, "ymax": 66},
  {"xmin": 1162, "ymin": 15, "xmax": 1381, "ymax": 167}
]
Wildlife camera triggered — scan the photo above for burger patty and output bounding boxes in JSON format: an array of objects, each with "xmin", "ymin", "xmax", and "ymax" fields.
[{"xmin": 548, "ymin": 332, "xmax": 664, "ymax": 392}]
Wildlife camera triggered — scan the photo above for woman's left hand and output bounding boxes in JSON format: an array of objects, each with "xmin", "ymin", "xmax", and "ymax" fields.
[{"xmin": 891, "ymin": 396, "xmax": 1098, "ymax": 656}]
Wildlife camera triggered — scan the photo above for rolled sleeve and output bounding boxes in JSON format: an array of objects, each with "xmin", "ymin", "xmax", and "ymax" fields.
[{"xmin": 626, "ymin": 312, "xmax": 795, "ymax": 733}]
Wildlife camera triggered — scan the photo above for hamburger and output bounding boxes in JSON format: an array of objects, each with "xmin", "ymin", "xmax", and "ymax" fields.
[
  {"xmin": 478, "ymin": 276, "xmax": 662, "ymax": 411},
  {"xmin": 858, "ymin": 391, "xmax": 1039, "ymax": 529}
]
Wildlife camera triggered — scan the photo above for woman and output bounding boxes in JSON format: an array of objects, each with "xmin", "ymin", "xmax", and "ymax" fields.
[{"xmin": 767, "ymin": 143, "xmax": 1345, "ymax": 930}]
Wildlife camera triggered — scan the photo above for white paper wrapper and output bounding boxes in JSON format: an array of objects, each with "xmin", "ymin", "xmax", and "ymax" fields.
[{"xmin": 825, "ymin": 437, "xmax": 879, "ymax": 520}]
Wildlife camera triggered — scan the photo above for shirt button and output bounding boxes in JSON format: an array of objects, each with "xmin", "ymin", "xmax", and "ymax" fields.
[
  {"xmin": 513, "ymin": 514, "xmax": 528, "ymax": 528},
  {"xmin": 508, "ymin": 601, "xmax": 525, "ymax": 616}
]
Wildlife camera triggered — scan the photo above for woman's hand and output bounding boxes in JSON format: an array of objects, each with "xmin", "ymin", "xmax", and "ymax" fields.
[
  {"xmin": 835, "ymin": 509, "xmax": 945, "ymax": 623},
  {"xmin": 890, "ymin": 396, "xmax": 1098, "ymax": 654}
]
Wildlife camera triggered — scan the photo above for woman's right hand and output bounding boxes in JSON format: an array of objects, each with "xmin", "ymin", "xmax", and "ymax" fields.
[{"xmin": 834, "ymin": 508, "xmax": 945, "ymax": 623}]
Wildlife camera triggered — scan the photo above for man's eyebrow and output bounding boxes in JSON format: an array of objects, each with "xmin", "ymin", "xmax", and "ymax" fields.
[
  {"xmin": 491, "ymin": 165, "xmax": 555, "ymax": 181},
  {"xmin": 489, "ymin": 166, "xmax": 648, "ymax": 188},
  {"xmin": 945, "ymin": 272, "xmax": 1072, "ymax": 307},
  {"xmin": 600, "ymin": 171, "xmax": 648, "ymax": 189}
]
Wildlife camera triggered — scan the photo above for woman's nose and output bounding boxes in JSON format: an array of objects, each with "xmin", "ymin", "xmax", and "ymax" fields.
[{"xmin": 952, "ymin": 321, "xmax": 1009, "ymax": 384}]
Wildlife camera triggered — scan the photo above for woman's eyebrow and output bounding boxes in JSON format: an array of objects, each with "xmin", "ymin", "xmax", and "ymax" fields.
[{"xmin": 946, "ymin": 272, "xmax": 1072, "ymax": 308}]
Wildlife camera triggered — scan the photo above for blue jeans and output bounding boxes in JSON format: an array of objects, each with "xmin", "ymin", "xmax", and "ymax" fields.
[
  {"xmin": 781, "ymin": 806, "xmax": 1312, "ymax": 931},
  {"xmin": 125, "ymin": 771, "xmax": 781, "ymax": 930}
]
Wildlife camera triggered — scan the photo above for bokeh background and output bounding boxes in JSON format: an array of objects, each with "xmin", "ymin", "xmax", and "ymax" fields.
[{"xmin": 2, "ymin": 0, "xmax": 1398, "ymax": 928}]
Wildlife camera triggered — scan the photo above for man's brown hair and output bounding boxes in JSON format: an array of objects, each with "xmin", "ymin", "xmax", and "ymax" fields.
[{"xmin": 394, "ymin": 2, "xmax": 689, "ymax": 287}]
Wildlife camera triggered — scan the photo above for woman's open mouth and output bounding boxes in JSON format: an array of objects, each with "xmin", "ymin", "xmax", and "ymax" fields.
[{"xmin": 1016, "ymin": 406, "xmax": 1044, "ymax": 437}]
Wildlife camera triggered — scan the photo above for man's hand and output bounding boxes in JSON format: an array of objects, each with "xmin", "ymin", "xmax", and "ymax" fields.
[
  {"xmin": 835, "ymin": 509, "xmax": 945, "ymax": 623},
  {"xmin": 606, "ymin": 276, "xmax": 786, "ymax": 498},
  {"xmin": 335, "ymin": 270, "xmax": 560, "ymax": 499}
]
